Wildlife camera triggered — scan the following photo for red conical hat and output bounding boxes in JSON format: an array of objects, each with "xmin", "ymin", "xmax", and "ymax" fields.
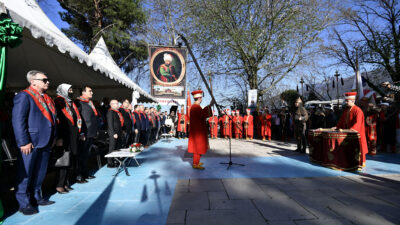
[{"xmin": 191, "ymin": 90, "xmax": 203, "ymax": 98}]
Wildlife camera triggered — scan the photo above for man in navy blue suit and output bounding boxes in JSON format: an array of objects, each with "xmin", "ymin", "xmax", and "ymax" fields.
[{"xmin": 12, "ymin": 70, "xmax": 57, "ymax": 215}]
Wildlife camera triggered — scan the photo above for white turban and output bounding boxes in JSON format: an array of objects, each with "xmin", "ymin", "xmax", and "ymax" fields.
[{"xmin": 164, "ymin": 53, "xmax": 173, "ymax": 62}]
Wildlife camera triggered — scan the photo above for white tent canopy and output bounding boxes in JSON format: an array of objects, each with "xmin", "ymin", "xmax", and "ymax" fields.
[
  {"xmin": 1, "ymin": 0, "xmax": 156, "ymax": 103},
  {"xmin": 89, "ymin": 37, "xmax": 155, "ymax": 102}
]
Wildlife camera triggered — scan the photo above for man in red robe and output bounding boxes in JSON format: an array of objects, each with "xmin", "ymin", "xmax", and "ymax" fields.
[
  {"xmin": 208, "ymin": 110, "xmax": 218, "ymax": 139},
  {"xmin": 233, "ymin": 110, "xmax": 243, "ymax": 139},
  {"xmin": 222, "ymin": 109, "xmax": 232, "ymax": 139},
  {"xmin": 243, "ymin": 108, "xmax": 253, "ymax": 140},
  {"xmin": 188, "ymin": 90, "xmax": 214, "ymax": 169},
  {"xmin": 334, "ymin": 92, "xmax": 368, "ymax": 165},
  {"xmin": 261, "ymin": 109, "xmax": 272, "ymax": 141},
  {"xmin": 177, "ymin": 105, "xmax": 187, "ymax": 139},
  {"xmin": 360, "ymin": 97, "xmax": 379, "ymax": 155}
]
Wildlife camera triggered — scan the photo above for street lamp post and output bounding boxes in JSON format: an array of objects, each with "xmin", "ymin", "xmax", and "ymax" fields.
[
  {"xmin": 300, "ymin": 77, "xmax": 304, "ymax": 98},
  {"xmin": 334, "ymin": 71, "xmax": 340, "ymax": 108}
]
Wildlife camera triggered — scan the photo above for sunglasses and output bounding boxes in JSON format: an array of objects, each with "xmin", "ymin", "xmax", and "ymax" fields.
[{"xmin": 34, "ymin": 78, "xmax": 50, "ymax": 83}]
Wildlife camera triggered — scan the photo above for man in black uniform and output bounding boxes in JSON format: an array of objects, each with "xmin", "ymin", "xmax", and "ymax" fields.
[
  {"xmin": 107, "ymin": 100, "xmax": 123, "ymax": 167},
  {"xmin": 119, "ymin": 99, "xmax": 133, "ymax": 148},
  {"xmin": 132, "ymin": 105, "xmax": 142, "ymax": 144},
  {"xmin": 75, "ymin": 85, "xmax": 98, "ymax": 182}
]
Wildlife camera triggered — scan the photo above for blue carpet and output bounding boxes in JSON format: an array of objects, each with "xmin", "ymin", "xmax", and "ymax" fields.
[{"xmin": 4, "ymin": 138, "xmax": 400, "ymax": 225}]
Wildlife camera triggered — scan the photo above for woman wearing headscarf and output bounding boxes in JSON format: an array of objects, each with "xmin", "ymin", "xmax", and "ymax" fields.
[{"xmin": 54, "ymin": 84, "xmax": 82, "ymax": 193}]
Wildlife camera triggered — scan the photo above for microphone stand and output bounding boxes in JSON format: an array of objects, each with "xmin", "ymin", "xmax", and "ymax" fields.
[
  {"xmin": 178, "ymin": 34, "xmax": 245, "ymax": 170},
  {"xmin": 219, "ymin": 114, "xmax": 245, "ymax": 169}
]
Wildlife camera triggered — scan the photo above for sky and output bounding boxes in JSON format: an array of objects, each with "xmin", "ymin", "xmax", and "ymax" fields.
[{"xmin": 36, "ymin": 0, "xmax": 381, "ymax": 112}]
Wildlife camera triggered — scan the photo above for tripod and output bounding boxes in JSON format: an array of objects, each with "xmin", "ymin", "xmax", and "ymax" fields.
[{"xmin": 219, "ymin": 114, "xmax": 245, "ymax": 170}]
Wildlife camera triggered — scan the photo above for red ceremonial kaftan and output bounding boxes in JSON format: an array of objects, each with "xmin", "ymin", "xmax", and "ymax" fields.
[
  {"xmin": 233, "ymin": 116, "xmax": 243, "ymax": 138},
  {"xmin": 261, "ymin": 114, "xmax": 272, "ymax": 137},
  {"xmin": 243, "ymin": 115, "xmax": 254, "ymax": 138},
  {"xmin": 336, "ymin": 105, "xmax": 368, "ymax": 164},
  {"xmin": 365, "ymin": 113, "xmax": 378, "ymax": 142},
  {"xmin": 208, "ymin": 116, "xmax": 218, "ymax": 138},
  {"xmin": 177, "ymin": 112, "xmax": 187, "ymax": 133},
  {"xmin": 221, "ymin": 115, "xmax": 232, "ymax": 138},
  {"xmin": 188, "ymin": 104, "xmax": 212, "ymax": 155}
]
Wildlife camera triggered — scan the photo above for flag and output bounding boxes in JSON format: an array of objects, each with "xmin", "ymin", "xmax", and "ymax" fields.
[
  {"xmin": 186, "ymin": 89, "xmax": 191, "ymax": 121},
  {"xmin": 352, "ymin": 75, "xmax": 366, "ymax": 99}
]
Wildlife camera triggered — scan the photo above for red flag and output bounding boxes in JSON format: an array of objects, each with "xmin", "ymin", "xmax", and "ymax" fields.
[{"xmin": 187, "ymin": 89, "xmax": 192, "ymax": 121}]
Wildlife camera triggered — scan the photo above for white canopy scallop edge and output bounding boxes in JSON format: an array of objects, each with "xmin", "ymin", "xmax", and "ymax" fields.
[
  {"xmin": 1, "ymin": 0, "xmax": 156, "ymax": 103},
  {"xmin": 89, "ymin": 37, "xmax": 155, "ymax": 102}
]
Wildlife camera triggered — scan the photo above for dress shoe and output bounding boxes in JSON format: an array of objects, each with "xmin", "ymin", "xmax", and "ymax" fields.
[
  {"xmin": 76, "ymin": 179, "xmax": 88, "ymax": 184},
  {"xmin": 19, "ymin": 205, "xmax": 38, "ymax": 215},
  {"xmin": 56, "ymin": 189, "xmax": 69, "ymax": 194},
  {"xmin": 198, "ymin": 162, "xmax": 204, "ymax": 166},
  {"xmin": 37, "ymin": 199, "xmax": 55, "ymax": 206},
  {"xmin": 87, "ymin": 175, "xmax": 96, "ymax": 179},
  {"xmin": 64, "ymin": 186, "xmax": 74, "ymax": 191},
  {"xmin": 192, "ymin": 164, "xmax": 205, "ymax": 170}
]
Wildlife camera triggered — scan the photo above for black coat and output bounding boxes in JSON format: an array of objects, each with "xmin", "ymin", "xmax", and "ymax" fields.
[
  {"xmin": 132, "ymin": 111, "xmax": 141, "ymax": 130},
  {"xmin": 119, "ymin": 108, "xmax": 133, "ymax": 132},
  {"xmin": 75, "ymin": 99, "xmax": 98, "ymax": 138},
  {"xmin": 55, "ymin": 97, "xmax": 79, "ymax": 155},
  {"xmin": 107, "ymin": 109, "xmax": 122, "ymax": 137}
]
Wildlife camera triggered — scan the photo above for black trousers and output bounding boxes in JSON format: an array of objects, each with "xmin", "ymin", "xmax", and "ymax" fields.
[
  {"xmin": 296, "ymin": 130, "xmax": 307, "ymax": 151},
  {"xmin": 134, "ymin": 130, "xmax": 140, "ymax": 143},
  {"xmin": 146, "ymin": 129, "xmax": 151, "ymax": 145},
  {"xmin": 139, "ymin": 130, "xmax": 147, "ymax": 145},
  {"xmin": 56, "ymin": 167, "xmax": 68, "ymax": 188},
  {"xmin": 122, "ymin": 131, "xmax": 132, "ymax": 148},
  {"xmin": 108, "ymin": 136, "xmax": 122, "ymax": 164},
  {"xmin": 77, "ymin": 137, "xmax": 92, "ymax": 179}
]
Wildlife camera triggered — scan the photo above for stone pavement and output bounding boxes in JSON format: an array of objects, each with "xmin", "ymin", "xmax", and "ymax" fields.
[
  {"xmin": 3, "ymin": 138, "xmax": 400, "ymax": 225},
  {"xmin": 168, "ymin": 139, "xmax": 400, "ymax": 225}
]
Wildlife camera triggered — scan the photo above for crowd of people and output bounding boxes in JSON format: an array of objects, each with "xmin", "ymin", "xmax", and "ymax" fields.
[
  {"xmin": 5, "ymin": 70, "xmax": 177, "ymax": 215},
  {"xmin": 3, "ymin": 70, "xmax": 400, "ymax": 216}
]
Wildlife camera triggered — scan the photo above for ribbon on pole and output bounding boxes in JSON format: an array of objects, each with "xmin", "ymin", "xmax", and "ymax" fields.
[
  {"xmin": 0, "ymin": 17, "xmax": 23, "ymax": 222},
  {"xmin": 178, "ymin": 34, "xmax": 222, "ymax": 115}
]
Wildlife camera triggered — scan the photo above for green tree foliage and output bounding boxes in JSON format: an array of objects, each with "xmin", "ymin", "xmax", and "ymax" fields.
[
  {"xmin": 57, "ymin": 0, "xmax": 147, "ymax": 72},
  {"xmin": 179, "ymin": 0, "xmax": 335, "ymax": 101}
]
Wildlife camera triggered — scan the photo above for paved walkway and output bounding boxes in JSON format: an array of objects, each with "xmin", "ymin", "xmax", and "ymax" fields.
[{"xmin": 3, "ymin": 138, "xmax": 400, "ymax": 225}]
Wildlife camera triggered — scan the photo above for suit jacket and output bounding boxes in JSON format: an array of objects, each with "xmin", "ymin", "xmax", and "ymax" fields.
[
  {"xmin": 132, "ymin": 111, "xmax": 141, "ymax": 130},
  {"xmin": 107, "ymin": 110, "xmax": 122, "ymax": 137},
  {"xmin": 141, "ymin": 113, "xmax": 150, "ymax": 131},
  {"xmin": 119, "ymin": 108, "xmax": 133, "ymax": 132},
  {"xmin": 12, "ymin": 91, "xmax": 56, "ymax": 148},
  {"xmin": 75, "ymin": 100, "xmax": 98, "ymax": 138}
]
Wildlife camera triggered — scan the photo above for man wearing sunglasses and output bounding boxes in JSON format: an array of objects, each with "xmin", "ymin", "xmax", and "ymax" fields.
[{"xmin": 12, "ymin": 70, "xmax": 57, "ymax": 215}]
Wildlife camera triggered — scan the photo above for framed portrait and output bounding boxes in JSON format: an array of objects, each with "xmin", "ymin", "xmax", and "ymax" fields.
[{"xmin": 149, "ymin": 46, "xmax": 187, "ymax": 104}]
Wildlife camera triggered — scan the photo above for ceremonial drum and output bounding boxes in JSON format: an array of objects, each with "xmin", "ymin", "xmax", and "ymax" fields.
[
  {"xmin": 308, "ymin": 129, "xmax": 325, "ymax": 163},
  {"xmin": 308, "ymin": 129, "xmax": 362, "ymax": 171}
]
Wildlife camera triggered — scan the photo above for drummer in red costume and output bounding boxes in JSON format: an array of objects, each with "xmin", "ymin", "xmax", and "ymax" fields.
[
  {"xmin": 243, "ymin": 108, "xmax": 253, "ymax": 140},
  {"xmin": 333, "ymin": 92, "xmax": 368, "ymax": 165},
  {"xmin": 188, "ymin": 90, "xmax": 214, "ymax": 169},
  {"xmin": 208, "ymin": 110, "xmax": 218, "ymax": 139}
]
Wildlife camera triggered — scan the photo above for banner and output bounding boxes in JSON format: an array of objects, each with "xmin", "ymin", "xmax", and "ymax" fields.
[
  {"xmin": 248, "ymin": 89, "xmax": 257, "ymax": 107},
  {"xmin": 149, "ymin": 46, "xmax": 187, "ymax": 105}
]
